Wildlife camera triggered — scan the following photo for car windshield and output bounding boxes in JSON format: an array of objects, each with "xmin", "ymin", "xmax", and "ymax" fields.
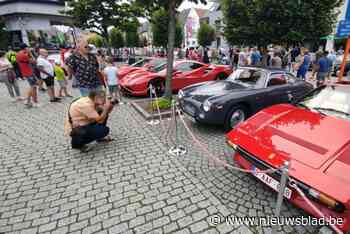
[
  {"xmin": 152, "ymin": 62, "xmax": 167, "ymax": 73},
  {"xmin": 132, "ymin": 58, "xmax": 151, "ymax": 67},
  {"xmin": 226, "ymin": 69, "xmax": 264, "ymax": 87},
  {"xmin": 299, "ymin": 86, "xmax": 350, "ymax": 120}
]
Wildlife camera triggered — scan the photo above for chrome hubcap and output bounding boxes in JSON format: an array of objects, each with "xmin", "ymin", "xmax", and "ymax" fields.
[{"xmin": 230, "ymin": 109, "xmax": 245, "ymax": 128}]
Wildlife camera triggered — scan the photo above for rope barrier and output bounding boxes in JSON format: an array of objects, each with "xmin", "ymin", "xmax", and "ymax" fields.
[
  {"xmin": 175, "ymin": 106, "xmax": 280, "ymax": 174},
  {"xmin": 289, "ymin": 180, "xmax": 344, "ymax": 234}
]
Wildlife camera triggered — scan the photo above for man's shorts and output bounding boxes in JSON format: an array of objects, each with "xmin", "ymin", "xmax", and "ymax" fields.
[
  {"xmin": 26, "ymin": 76, "xmax": 38, "ymax": 87},
  {"xmin": 43, "ymin": 76, "xmax": 55, "ymax": 87},
  {"xmin": 108, "ymin": 85, "xmax": 119, "ymax": 94},
  {"xmin": 57, "ymin": 80, "xmax": 67, "ymax": 88},
  {"xmin": 317, "ymin": 72, "xmax": 327, "ymax": 81}
]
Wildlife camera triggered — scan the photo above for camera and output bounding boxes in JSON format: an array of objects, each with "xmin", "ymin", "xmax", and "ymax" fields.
[{"xmin": 108, "ymin": 97, "xmax": 119, "ymax": 105}]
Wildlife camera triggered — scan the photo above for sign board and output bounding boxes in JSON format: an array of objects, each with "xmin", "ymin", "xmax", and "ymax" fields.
[
  {"xmin": 337, "ymin": 0, "xmax": 350, "ymax": 37},
  {"xmin": 337, "ymin": 20, "xmax": 350, "ymax": 37}
]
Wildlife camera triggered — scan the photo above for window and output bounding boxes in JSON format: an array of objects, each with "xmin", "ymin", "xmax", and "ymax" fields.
[
  {"xmin": 176, "ymin": 62, "xmax": 200, "ymax": 72},
  {"xmin": 267, "ymin": 73, "xmax": 287, "ymax": 87}
]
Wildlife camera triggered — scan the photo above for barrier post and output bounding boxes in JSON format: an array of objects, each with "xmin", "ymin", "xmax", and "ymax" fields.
[
  {"xmin": 272, "ymin": 161, "xmax": 290, "ymax": 234},
  {"xmin": 147, "ymin": 84, "xmax": 160, "ymax": 126},
  {"xmin": 168, "ymin": 100, "xmax": 187, "ymax": 156}
]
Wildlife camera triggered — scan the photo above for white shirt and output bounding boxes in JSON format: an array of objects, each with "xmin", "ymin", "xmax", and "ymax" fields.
[
  {"xmin": 103, "ymin": 66, "xmax": 118, "ymax": 86},
  {"xmin": 37, "ymin": 56, "xmax": 54, "ymax": 79}
]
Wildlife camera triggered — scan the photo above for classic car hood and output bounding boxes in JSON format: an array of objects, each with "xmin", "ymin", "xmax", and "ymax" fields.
[
  {"xmin": 237, "ymin": 105, "xmax": 350, "ymax": 169},
  {"xmin": 184, "ymin": 81, "xmax": 250, "ymax": 102}
]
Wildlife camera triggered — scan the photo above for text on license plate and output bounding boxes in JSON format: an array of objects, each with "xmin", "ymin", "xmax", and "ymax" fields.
[{"xmin": 252, "ymin": 167, "xmax": 292, "ymax": 199}]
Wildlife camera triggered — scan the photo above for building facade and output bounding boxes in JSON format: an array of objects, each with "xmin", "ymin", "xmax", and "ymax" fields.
[{"xmin": 0, "ymin": 0, "xmax": 72, "ymax": 48}]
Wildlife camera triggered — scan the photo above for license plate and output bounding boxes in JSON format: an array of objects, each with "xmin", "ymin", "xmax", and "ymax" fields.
[{"xmin": 252, "ymin": 167, "xmax": 292, "ymax": 199}]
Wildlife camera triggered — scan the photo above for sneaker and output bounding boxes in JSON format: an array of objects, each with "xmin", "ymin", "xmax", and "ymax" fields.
[
  {"xmin": 32, "ymin": 103, "xmax": 41, "ymax": 108},
  {"xmin": 24, "ymin": 102, "xmax": 33, "ymax": 108},
  {"xmin": 80, "ymin": 145, "xmax": 93, "ymax": 153},
  {"xmin": 50, "ymin": 97, "xmax": 61, "ymax": 103},
  {"xmin": 66, "ymin": 94, "xmax": 73, "ymax": 98},
  {"xmin": 16, "ymin": 96, "xmax": 25, "ymax": 101},
  {"xmin": 39, "ymin": 88, "xmax": 46, "ymax": 92}
]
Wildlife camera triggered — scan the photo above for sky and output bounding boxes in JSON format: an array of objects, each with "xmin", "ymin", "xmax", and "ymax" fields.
[{"xmin": 178, "ymin": 0, "xmax": 213, "ymax": 11}]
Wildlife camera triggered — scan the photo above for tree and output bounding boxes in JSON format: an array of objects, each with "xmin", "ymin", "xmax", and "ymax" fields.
[
  {"xmin": 222, "ymin": 0, "xmax": 343, "ymax": 47},
  {"xmin": 64, "ymin": 0, "xmax": 140, "ymax": 45},
  {"xmin": 134, "ymin": 0, "xmax": 206, "ymax": 99},
  {"xmin": 151, "ymin": 8, "xmax": 183, "ymax": 48},
  {"xmin": 197, "ymin": 22, "xmax": 215, "ymax": 47},
  {"xmin": 125, "ymin": 20, "xmax": 140, "ymax": 48},
  {"xmin": 87, "ymin": 34, "xmax": 104, "ymax": 48},
  {"xmin": 109, "ymin": 27, "xmax": 124, "ymax": 49}
]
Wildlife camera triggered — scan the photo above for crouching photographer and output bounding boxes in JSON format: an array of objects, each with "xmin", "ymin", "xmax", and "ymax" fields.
[{"xmin": 65, "ymin": 90, "xmax": 116, "ymax": 152}]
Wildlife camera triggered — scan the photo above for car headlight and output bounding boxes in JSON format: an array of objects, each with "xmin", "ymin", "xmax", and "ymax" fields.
[
  {"xmin": 178, "ymin": 89, "xmax": 184, "ymax": 99},
  {"xmin": 203, "ymin": 100, "xmax": 212, "ymax": 112}
]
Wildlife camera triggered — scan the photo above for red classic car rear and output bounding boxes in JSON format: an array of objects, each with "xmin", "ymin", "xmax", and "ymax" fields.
[
  {"xmin": 226, "ymin": 83, "xmax": 350, "ymax": 231},
  {"xmin": 120, "ymin": 60, "xmax": 232, "ymax": 96}
]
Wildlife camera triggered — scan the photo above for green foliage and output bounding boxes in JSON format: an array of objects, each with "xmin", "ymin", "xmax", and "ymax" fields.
[
  {"xmin": 222, "ymin": 0, "xmax": 343, "ymax": 46},
  {"xmin": 87, "ymin": 34, "xmax": 104, "ymax": 48},
  {"xmin": 109, "ymin": 27, "xmax": 124, "ymax": 49},
  {"xmin": 64, "ymin": 0, "xmax": 141, "ymax": 38},
  {"xmin": 197, "ymin": 22, "xmax": 215, "ymax": 47},
  {"xmin": 149, "ymin": 97, "xmax": 172, "ymax": 110},
  {"xmin": 124, "ymin": 20, "xmax": 140, "ymax": 48},
  {"xmin": 151, "ymin": 8, "xmax": 183, "ymax": 48}
]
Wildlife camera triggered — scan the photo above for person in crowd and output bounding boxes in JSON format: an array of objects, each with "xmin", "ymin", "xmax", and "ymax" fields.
[
  {"xmin": 327, "ymin": 50, "xmax": 337, "ymax": 81},
  {"xmin": 250, "ymin": 47, "xmax": 261, "ymax": 66},
  {"xmin": 97, "ymin": 49, "xmax": 106, "ymax": 71},
  {"xmin": 311, "ymin": 49, "xmax": 324, "ymax": 80},
  {"xmin": 6, "ymin": 47, "xmax": 22, "ymax": 79},
  {"xmin": 65, "ymin": 90, "xmax": 114, "ymax": 152},
  {"xmin": 54, "ymin": 60, "xmax": 72, "ymax": 98},
  {"xmin": 271, "ymin": 51, "xmax": 282, "ymax": 69},
  {"xmin": 0, "ymin": 50, "xmax": 22, "ymax": 101},
  {"xmin": 238, "ymin": 48, "xmax": 248, "ymax": 67},
  {"xmin": 315, "ymin": 52, "xmax": 329, "ymax": 87},
  {"xmin": 185, "ymin": 48, "xmax": 189, "ymax": 59},
  {"xmin": 203, "ymin": 47, "xmax": 210, "ymax": 64},
  {"xmin": 65, "ymin": 38, "xmax": 103, "ymax": 97},
  {"xmin": 232, "ymin": 49, "xmax": 239, "ymax": 68},
  {"xmin": 37, "ymin": 49, "xmax": 61, "ymax": 103},
  {"xmin": 16, "ymin": 43, "xmax": 39, "ymax": 107},
  {"xmin": 296, "ymin": 48, "xmax": 311, "ymax": 81},
  {"xmin": 103, "ymin": 57, "xmax": 120, "ymax": 102}
]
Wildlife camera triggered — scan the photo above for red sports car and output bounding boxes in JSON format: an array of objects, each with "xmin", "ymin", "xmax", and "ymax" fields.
[
  {"xmin": 226, "ymin": 82, "xmax": 350, "ymax": 231},
  {"xmin": 119, "ymin": 60, "xmax": 232, "ymax": 96},
  {"xmin": 117, "ymin": 57, "xmax": 165, "ymax": 80}
]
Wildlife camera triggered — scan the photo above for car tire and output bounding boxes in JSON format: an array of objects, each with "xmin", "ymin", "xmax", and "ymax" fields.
[
  {"xmin": 149, "ymin": 80, "xmax": 164, "ymax": 97},
  {"xmin": 224, "ymin": 104, "xmax": 248, "ymax": 132},
  {"xmin": 215, "ymin": 72, "xmax": 228, "ymax": 80}
]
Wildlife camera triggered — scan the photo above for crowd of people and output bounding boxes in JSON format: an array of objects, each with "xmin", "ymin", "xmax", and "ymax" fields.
[{"xmin": 0, "ymin": 38, "xmax": 120, "ymax": 152}]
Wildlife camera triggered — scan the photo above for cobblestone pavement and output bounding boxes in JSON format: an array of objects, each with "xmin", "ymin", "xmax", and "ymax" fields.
[{"xmin": 0, "ymin": 80, "xmax": 328, "ymax": 234}]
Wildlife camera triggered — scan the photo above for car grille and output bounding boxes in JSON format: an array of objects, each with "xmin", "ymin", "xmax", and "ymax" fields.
[{"xmin": 180, "ymin": 100, "xmax": 198, "ymax": 117}]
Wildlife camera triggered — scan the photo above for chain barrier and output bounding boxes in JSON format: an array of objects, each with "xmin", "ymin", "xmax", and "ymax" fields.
[{"xmin": 288, "ymin": 180, "xmax": 344, "ymax": 234}]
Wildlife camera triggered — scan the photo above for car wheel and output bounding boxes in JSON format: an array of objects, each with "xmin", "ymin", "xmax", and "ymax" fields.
[
  {"xmin": 215, "ymin": 72, "xmax": 228, "ymax": 80},
  {"xmin": 224, "ymin": 105, "xmax": 248, "ymax": 132},
  {"xmin": 149, "ymin": 80, "xmax": 164, "ymax": 97}
]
